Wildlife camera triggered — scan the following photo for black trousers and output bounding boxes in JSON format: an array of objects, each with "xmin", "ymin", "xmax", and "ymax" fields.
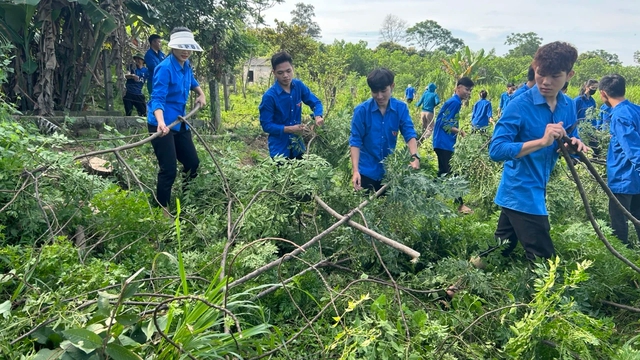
[
  {"xmin": 434, "ymin": 148, "xmax": 463, "ymax": 205},
  {"xmin": 148, "ymin": 124, "xmax": 199, "ymax": 207},
  {"xmin": 609, "ymin": 193, "xmax": 640, "ymax": 246},
  {"xmin": 123, "ymin": 93, "xmax": 146, "ymax": 116},
  {"xmin": 485, "ymin": 207, "xmax": 555, "ymax": 261},
  {"xmin": 360, "ymin": 174, "xmax": 385, "ymax": 195}
]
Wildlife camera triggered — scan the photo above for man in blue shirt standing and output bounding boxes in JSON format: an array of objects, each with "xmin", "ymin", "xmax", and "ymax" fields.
[
  {"xmin": 144, "ymin": 34, "xmax": 166, "ymax": 95},
  {"xmin": 415, "ymin": 83, "xmax": 440, "ymax": 139},
  {"xmin": 497, "ymin": 83, "xmax": 515, "ymax": 117},
  {"xmin": 488, "ymin": 41, "xmax": 587, "ymax": 261},
  {"xmin": 511, "ymin": 66, "xmax": 536, "ymax": 100},
  {"xmin": 405, "ymin": 84, "xmax": 415, "ymax": 104},
  {"xmin": 123, "ymin": 53, "xmax": 149, "ymax": 116},
  {"xmin": 433, "ymin": 76, "xmax": 474, "ymax": 214},
  {"xmin": 471, "ymin": 89, "xmax": 494, "ymax": 132},
  {"xmin": 598, "ymin": 74, "xmax": 640, "ymax": 247},
  {"xmin": 350, "ymin": 68, "xmax": 419, "ymax": 193},
  {"xmin": 259, "ymin": 51, "xmax": 324, "ymax": 160}
]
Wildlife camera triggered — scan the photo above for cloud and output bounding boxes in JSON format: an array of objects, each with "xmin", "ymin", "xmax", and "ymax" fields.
[{"xmin": 263, "ymin": 0, "xmax": 639, "ymax": 64}]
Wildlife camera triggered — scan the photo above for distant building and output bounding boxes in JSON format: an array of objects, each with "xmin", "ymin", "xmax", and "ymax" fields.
[{"xmin": 243, "ymin": 57, "xmax": 271, "ymax": 85}]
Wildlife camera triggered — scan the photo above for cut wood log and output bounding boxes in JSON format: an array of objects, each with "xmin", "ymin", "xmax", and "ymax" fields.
[{"xmin": 83, "ymin": 156, "xmax": 113, "ymax": 177}]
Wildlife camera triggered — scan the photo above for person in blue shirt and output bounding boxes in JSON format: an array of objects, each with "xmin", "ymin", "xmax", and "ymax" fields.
[
  {"xmin": 599, "ymin": 103, "xmax": 612, "ymax": 130},
  {"xmin": 511, "ymin": 66, "xmax": 536, "ymax": 101},
  {"xmin": 147, "ymin": 27, "xmax": 206, "ymax": 210},
  {"xmin": 433, "ymin": 76, "xmax": 474, "ymax": 214},
  {"xmin": 405, "ymin": 84, "xmax": 415, "ymax": 103},
  {"xmin": 497, "ymin": 83, "xmax": 515, "ymax": 117},
  {"xmin": 598, "ymin": 74, "xmax": 640, "ymax": 246},
  {"xmin": 415, "ymin": 82, "xmax": 440, "ymax": 139},
  {"xmin": 144, "ymin": 34, "xmax": 166, "ymax": 95},
  {"xmin": 471, "ymin": 89, "xmax": 494, "ymax": 132},
  {"xmin": 123, "ymin": 53, "xmax": 149, "ymax": 116},
  {"xmin": 487, "ymin": 41, "xmax": 587, "ymax": 262},
  {"xmin": 350, "ymin": 68, "xmax": 419, "ymax": 193},
  {"xmin": 259, "ymin": 51, "xmax": 324, "ymax": 160},
  {"xmin": 574, "ymin": 79, "xmax": 599, "ymax": 125}
]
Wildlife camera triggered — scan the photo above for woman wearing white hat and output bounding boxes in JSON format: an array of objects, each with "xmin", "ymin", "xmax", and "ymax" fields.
[{"xmin": 147, "ymin": 27, "xmax": 206, "ymax": 211}]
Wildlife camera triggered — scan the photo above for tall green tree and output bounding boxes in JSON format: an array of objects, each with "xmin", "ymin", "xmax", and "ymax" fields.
[
  {"xmin": 578, "ymin": 50, "xmax": 621, "ymax": 66},
  {"xmin": 405, "ymin": 20, "xmax": 464, "ymax": 54},
  {"xmin": 290, "ymin": 2, "xmax": 321, "ymax": 39},
  {"xmin": 633, "ymin": 50, "xmax": 640, "ymax": 65},
  {"xmin": 504, "ymin": 32, "xmax": 542, "ymax": 57}
]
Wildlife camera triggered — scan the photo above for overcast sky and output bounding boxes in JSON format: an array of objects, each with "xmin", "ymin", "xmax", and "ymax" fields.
[{"xmin": 262, "ymin": 0, "xmax": 639, "ymax": 65}]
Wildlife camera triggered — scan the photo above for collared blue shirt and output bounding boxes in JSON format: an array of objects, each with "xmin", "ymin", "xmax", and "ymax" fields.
[
  {"xmin": 258, "ymin": 79, "xmax": 323, "ymax": 158},
  {"xmin": 607, "ymin": 100, "xmax": 640, "ymax": 194},
  {"xmin": 574, "ymin": 94, "xmax": 597, "ymax": 126},
  {"xmin": 471, "ymin": 98, "xmax": 493, "ymax": 129},
  {"xmin": 499, "ymin": 91, "xmax": 512, "ymax": 110},
  {"xmin": 349, "ymin": 97, "xmax": 418, "ymax": 181},
  {"xmin": 147, "ymin": 55, "xmax": 199, "ymax": 131},
  {"xmin": 125, "ymin": 66, "xmax": 149, "ymax": 95},
  {"xmin": 599, "ymin": 103, "xmax": 612, "ymax": 130},
  {"xmin": 416, "ymin": 90, "xmax": 440, "ymax": 112},
  {"xmin": 433, "ymin": 94, "xmax": 462, "ymax": 152},
  {"xmin": 490, "ymin": 85, "xmax": 579, "ymax": 215},
  {"xmin": 511, "ymin": 82, "xmax": 530, "ymax": 100},
  {"xmin": 145, "ymin": 48, "xmax": 166, "ymax": 94},
  {"xmin": 405, "ymin": 87, "xmax": 415, "ymax": 99}
]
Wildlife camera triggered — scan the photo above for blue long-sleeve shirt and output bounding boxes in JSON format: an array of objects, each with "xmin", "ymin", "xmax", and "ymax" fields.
[
  {"xmin": 147, "ymin": 55, "xmax": 199, "ymax": 131},
  {"xmin": 499, "ymin": 91, "xmax": 512, "ymax": 111},
  {"xmin": 433, "ymin": 94, "xmax": 462, "ymax": 152},
  {"xmin": 416, "ymin": 84, "xmax": 440, "ymax": 112},
  {"xmin": 405, "ymin": 86, "xmax": 415, "ymax": 100},
  {"xmin": 489, "ymin": 85, "xmax": 579, "ymax": 215},
  {"xmin": 574, "ymin": 94, "xmax": 597, "ymax": 126},
  {"xmin": 511, "ymin": 82, "xmax": 530, "ymax": 100},
  {"xmin": 471, "ymin": 98, "xmax": 493, "ymax": 129},
  {"xmin": 599, "ymin": 103, "xmax": 612, "ymax": 130},
  {"xmin": 259, "ymin": 79, "xmax": 323, "ymax": 158},
  {"xmin": 125, "ymin": 66, "xmax": 149, "ymax": 96},
  {"xmin": 607, "ymin": 100, "xmax": 640, "ymax": 195},
  {"xmin": 349, "ymin": 97, "xmax": 418, "ymax": 181},
  {"xmin": 145, "ymin": 48, "xmax": 166, "ymax": 94}
]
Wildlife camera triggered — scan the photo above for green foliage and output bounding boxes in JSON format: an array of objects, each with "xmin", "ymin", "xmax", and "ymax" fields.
[
  {"xmin": 504, "ymin": 32, "xmax": 543, "ymax": 57},
  {"xmin": 406, "ymin": 19, "xmax": 465, "ymax": 54}
]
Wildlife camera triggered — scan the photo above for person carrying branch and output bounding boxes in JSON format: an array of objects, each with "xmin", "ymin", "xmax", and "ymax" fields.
[
  {"xmin": 349, "ymin": 68, "xmax": 419, "ymax": 193},
  {"xmin": 147, "ymin": 27, "xmax": 206, "ymax": 211},
  {"xmin": 486, "ymin": 41, "xmax": 588, "ymax": 263},
  {"xmin": 259, "ymin": 51, "xmax": 324, "ymax": 160},
  {"xmin": 598, "ymin": 74, "xmax": 640, "ymax": 247},
  {"xmin": 123, "ymin": 53, "xmax": 148, "ymax": 116}
]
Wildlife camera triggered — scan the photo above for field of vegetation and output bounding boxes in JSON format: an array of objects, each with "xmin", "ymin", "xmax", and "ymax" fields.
[{"xmin": 5, "ymin": 4, "xmax": 640, "ymax": 359}]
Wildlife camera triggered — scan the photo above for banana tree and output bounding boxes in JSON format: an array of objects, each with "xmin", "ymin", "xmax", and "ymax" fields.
[{"xmin": 440, "ymin": 46, "xmax": 490, "ymax": 82}]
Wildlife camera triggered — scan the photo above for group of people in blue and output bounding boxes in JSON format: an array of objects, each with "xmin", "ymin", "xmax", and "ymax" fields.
[{"xmin": 140, "ymin": 31, "xmax": 640, "ymax": 266}]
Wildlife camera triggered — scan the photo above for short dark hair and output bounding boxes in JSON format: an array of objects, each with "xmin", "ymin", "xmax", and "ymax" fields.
[
  {"xmin": 367, "ymin": 68, "xmax": 395, "ymax": 92},
  {"xmin": 148, "ymin": 34, "xmax": 161, "ymax": 45},
  {"xmin": 532, "ymin": 41, "xmax": 578, "ymax": 75},
  {"xmin": 480, "ymin": 90, "xmax": 488, "ymax": 99},
  {"xmin": 527, "ymin": 65, "xmax": 535, "ymax": 81},
  {"xmin": 507, "ymin": 83, "xmax": 515, "ymax": 88},
  {"xmin": 457, "ymin": 77, "xmax": 474, "ymax": 88},
  {"xmin": 170, "ymin": 26, "xmax": 191, "ymax": 35},
  {"xmin": 599, "ymin": 74, "xmax": 626, "ymax": 98},
  {"xmin": 271, "ymin": 51, "xmax": 293, "ymax": 69}
]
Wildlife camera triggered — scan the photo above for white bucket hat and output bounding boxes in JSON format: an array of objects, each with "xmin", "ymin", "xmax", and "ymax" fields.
[{"xmin": 168, "ymin": 30, "xmax": 203, "ymax": 52}]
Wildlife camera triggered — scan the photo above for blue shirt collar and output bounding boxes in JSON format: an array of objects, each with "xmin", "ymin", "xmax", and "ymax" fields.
[
  {"xmin": 530, "ymin": 84, "xmax": 568, "ymax": 107},
  {"xmin": 451, "ymin": 94, "xmax": 462, "ymax": 104},
  {"xmin": 169, "ymin": 54, "xmax": 190, "ymax": 72},
  {"xmin": 370, "ymin": 97, "xmax": 398, "ymax": 113},
  {"xmin": 274, "ymin": 80, "xmax": 296, "ymax": 95}
]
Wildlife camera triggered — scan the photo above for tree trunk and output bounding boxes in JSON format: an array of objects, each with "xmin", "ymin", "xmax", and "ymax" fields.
[
  {"xmin": 242, "ymin": 54, "xmax": 252, "ymax": 99},
  {"xmin": 103, "ymin": 49, "xmax": 112, "ymax": 111},
  {"xmin": 208, "ymin": 78, "xmax": 221, "ymax": 132},
  {"xmin": 34, "ymin": 0, "xmax": 57, "ymax": 116},
  {"xmin": 223, "ymin": 71, "xmax": 230, "ymax": 111}
]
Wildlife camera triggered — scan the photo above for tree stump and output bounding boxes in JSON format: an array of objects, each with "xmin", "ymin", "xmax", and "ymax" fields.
[{"xmin": 83, "ymin": 156, "xmax": 113, "ymax": 177}]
